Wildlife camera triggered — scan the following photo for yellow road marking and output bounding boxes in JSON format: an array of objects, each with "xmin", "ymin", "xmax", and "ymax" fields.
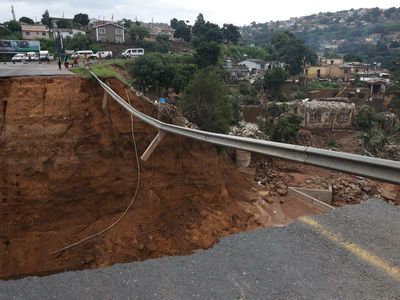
[{"xmin": 299, "ymin": 216, "xmax": 400, "ymax": 283}]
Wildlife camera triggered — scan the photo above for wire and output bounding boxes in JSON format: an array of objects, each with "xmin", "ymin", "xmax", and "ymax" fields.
[{"xmin": 50, "ymin": 88, "xmax": 141, "ymax": 255}]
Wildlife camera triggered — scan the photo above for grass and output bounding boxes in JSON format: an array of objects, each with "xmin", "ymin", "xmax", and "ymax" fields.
[{"xmin": 70, "ymin": 59, "xmax": 129, "ymax": 83}]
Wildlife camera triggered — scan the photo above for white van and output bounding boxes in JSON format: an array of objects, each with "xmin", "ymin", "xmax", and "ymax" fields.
[
  {"xmin": 71, "ymin": 50, "xmax": 95, "ymax": 59},
  {"xmin": 121, "ymin": 48, "xmax": 144, "ymax": 58}
]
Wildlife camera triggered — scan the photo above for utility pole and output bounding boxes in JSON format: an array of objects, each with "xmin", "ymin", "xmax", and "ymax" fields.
[{"xmin": 11, "ymin": 6, "xmax": 16, "ymax": 21}]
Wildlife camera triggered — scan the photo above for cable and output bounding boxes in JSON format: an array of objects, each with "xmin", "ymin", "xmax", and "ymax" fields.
[{"xmin": 50, "ymin": 88, "xmax": 141, "ymax": 255}]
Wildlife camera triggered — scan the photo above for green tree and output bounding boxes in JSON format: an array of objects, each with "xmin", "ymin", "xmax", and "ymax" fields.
[
  {"xmin": 270, "ymin": 114, "xmax": 302, "ymax": 143},
  {"xmin": 128, "ymin": 24, "xmax": 149, "ymax": 42},
  {"xmin": 5, "ymin": 20, "xmax": 21, "ymax": 33},
  {"xmin": 271, "ymin": 31, "xmax": 317, "ymax": 75},
  {"xmin": 182, "ymin": 68, "xmax": 238, "ymax": 133},
  {"xmin": 56, "ymin": 19, "xmax": 72, "ymax": 28},
  {"xmin": 222, "ymin": 24, "xmax": 240, "ymax": 44},
  {"xmin": 173, "ymin": 20, "xmax": 191, "ymax": 42},
  {"xmin": 170, "ymin": 18, "xmax": 178, "ymax": 29},
  {"xmin": 354, "ymin": 106, "xmax": 384, "ymax": 131},
  {"xmin": 128, "ymin": 53, "xmax": 198, "ymax": 93},
  {"xmin": 19, "ymin": 17, "xmax": 34, "ymax": 25},
  {"xmin": 0, "ymin": 20, "xmax": 22, "ymax": 39},
  {"xmin": 263, "ymin": 67, "xmax": 288, "ymax": 99},
  {"xmin": 73, "ymin": 13, "xmax": 89, "ymax": 27},
  {"xmin": 64, "ymin": 33, "xmax": 93, "ymax": 51},
  {"xmin": 41, "ymin": 10, "xmax": 53, "ymax": 29},
  {"xmin": 192, "ymin": 13, "xmax": 222, "ymax": 46},
  {"xmin": 193, "ymin": 41, "xmax": 221, "ymax": 68},
  {"xmin": 387, "ymin": 66, "xmax": 400, "ymax": 115}
]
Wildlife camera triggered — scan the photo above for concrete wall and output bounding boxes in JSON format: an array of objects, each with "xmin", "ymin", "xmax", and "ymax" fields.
[
  {"xmin": 288, "ymin": 187, "xmax": 334, "ymax": 212},
  {"xmin": 302, "ymin": 109, "xmax": 354, "ymax": 129}
]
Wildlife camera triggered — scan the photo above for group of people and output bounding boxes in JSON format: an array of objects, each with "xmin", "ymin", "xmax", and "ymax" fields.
[{"xmin": 57, "ymin": 54, "xmax": 89, "ymax": 70}]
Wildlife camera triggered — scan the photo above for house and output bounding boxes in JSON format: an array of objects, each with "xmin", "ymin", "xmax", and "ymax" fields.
[
  {"xmin": 21, "ymin": 24, "xmax": 50, "ymax": 40},
  {"xmin": 298, "ymin": 98, "xmax": 355, "ymax": 129},
  {"xmin": 143, "ymin": 22, "xmax": 175, "ymax": 39},
  {"xmin": 91, "ymin": 21, "xmax": 125, "ymax": 43},
  {"xmin": 225, "ymin": 59, "xmax": 249, "ymax": 80},
  {"xmin": 53, "ymin": 28, "xmax": 85, "ymax": 39},
  {"xmin": 239, "ymin": 59, "xmax": 266, "ymax": 73},
  {"xmin": 320, "ymin": 57, "xmax": 344, "ymax": 66}
]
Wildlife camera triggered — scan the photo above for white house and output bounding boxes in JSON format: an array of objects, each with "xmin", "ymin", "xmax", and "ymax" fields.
[
  {"xmin": 53, "ymin": 28, "xmax": 86, "ymax": 39},
  {"xmin": 239, "ymin": 59, "xmax": 266, "ymax": 72}
]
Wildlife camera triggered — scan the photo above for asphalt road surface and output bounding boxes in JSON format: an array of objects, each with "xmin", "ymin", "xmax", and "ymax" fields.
[
  {"xmin": 0, "ymin": 62, "xmax": 73, "ymax": 77},
  {"xmin": 1, "ymin": 199, "xmax": 399, "ymax": 299}
]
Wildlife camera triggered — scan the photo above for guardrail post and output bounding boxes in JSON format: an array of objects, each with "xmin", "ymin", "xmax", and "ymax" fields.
[
  {"xmin": 102, "ymin": 81, "xmax": 110, "ymax": 110},
  {"xmin": 141, "ymin": 131, "xmax": 165, "ymax": 161}
]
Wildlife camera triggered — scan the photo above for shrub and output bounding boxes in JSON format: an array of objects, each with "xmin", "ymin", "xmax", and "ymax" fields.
[
  {"xmin": 270, "ymin": 114, "xmax": 302, "ymax": 143},
  {"xmin": 182, "ymin": 67, "xmax": 238, "ymax": 133}
]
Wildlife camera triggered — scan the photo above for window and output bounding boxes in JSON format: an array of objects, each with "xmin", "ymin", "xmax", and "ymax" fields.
[
  {"xmin": 99, "ymin": 36, "xmax": 106, "ymax": 41},
  {"xmin": 309, "ymin": 111, "xmax": 321, "ymax": 123},
  {"xmin": 99, "ymin": 28, "xmax": 106, "ymax": 34},
  {"xmin": 26, "ymin": 32, "xmax": 30, "ymax": 36},
  {"xmin": 42, "ymin": 32, "xmax": 46, "ymax": 36},
  {"xmin": 338, "ymin": 112, "xmax": 350, "ymax": 123},
  {"xmin": 115, "ymin": 37, "xmax": 123, "ymax": 43},
  {"xmin": 115, "ymin": 29, "xmax": 122, "ymax": 35}
]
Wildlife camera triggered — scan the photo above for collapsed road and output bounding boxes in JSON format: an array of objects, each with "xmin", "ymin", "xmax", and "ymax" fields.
[{"xmin": 1, "ymin": 199, "xmax": 399, "ymax": 299}]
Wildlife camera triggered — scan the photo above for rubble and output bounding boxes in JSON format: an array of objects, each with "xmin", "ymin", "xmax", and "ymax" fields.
[{"xmin": 229, "ymin": 121, "xmax": 265, "ymax": 139}]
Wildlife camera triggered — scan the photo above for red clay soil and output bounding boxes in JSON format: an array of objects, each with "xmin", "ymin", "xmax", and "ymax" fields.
[{"xmin": 0, "ymin": 76, "xmax": 319, "ymax": 280}]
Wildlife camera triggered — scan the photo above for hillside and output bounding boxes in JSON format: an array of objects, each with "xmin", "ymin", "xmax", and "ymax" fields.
[{"xmin": 240, "ymin": 7, "xmax": 400, "ymax": 66}]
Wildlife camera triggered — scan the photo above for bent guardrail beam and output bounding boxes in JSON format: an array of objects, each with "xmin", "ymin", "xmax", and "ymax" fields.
[{"xmin": 89, "ymin": 71, "xmax": 400, "ymax": 184}]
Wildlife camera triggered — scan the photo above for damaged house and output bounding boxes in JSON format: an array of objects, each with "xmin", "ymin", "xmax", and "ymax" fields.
[{"xmin": 298, "ymin": 98, "xmax": 355, "ymax": 130}]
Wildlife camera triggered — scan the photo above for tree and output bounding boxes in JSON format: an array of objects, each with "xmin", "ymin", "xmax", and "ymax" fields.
[
  {"xmin": 0, "ymin": 21, "xmax": 22, "ymax": 39},
  {"xmin": 271, "ymin": 31, "xmax": 317, "ymax": 75},
  {"xmin": 19, "ymin": 17, "xmax": 34, "ymax": 25},
  {"xmin": 192, "ymin": 13, "xmax": 222, "ymax": 46},
  {"xmin": 128, "ymin": 24, "xmax": 149, "ymax": 42},
  {"xmin": 4, "ymin": 20, "xmax": 21, "ymax": 33},
  {"xmin": 170, "ymin": 18, "xmax": 178, "ymax": 29},
  {"xmin": 222, "ymin": 24, "xmax": 240, "ymax": 44},
  {"xmin": 263, "ymin": 67, "xmax": 288, "ymax": 99},
  {"xmin": 41, "ymin": 10, "xmax": 53, "ymax": 29},
  {"xmin": 73, "ymin": 13, "xmax": 89, "ymax": 27},
  {"xmin": 64, "ymin": 33, "xmax": 93, "ymax": 51},
  {"xmin": 128, "ymin": 53, "xmax": 198, "ymax": 93},
  {"xmin": 182, "ymin": 67, "xmax": 238, "ymax": 133},
  {"xmin": 119, "ymin": 18, "xmax": 133, "ymax": 29},
  {"xmin": 56, "ymin": 19, "xmax": 72, "ymax": 28},
  {"xmin": 193, "ymin": 41, "xmax": 221, "ymax": 68},
  {"xmin": 270, "ymin": 114, "xmax": 302, "ymax": 143},
  {"xmin": 387, "ymin": 66, "xmax": 400, "ymax": 115},
  {"xmin": 173, "ymin": 20, "xmax": 191, "ymax": 42}
]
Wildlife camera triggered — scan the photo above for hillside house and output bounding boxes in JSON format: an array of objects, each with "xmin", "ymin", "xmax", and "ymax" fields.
[
  {"xmin": 91, "ymin": 21, "xmax": 125, "ymax": 43},
  {"xmin": 21, "ymin": 24, "xmax": 50, "ymax": 40},
  {"xmin": 239, "ymin": 59, "xmax": 266, "ymax": 73},
  {"xmin": 298, "ymin": 98, "xmax": 355, "ymax": 129}
]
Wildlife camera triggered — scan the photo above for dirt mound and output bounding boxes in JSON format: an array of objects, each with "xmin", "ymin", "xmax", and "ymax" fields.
[{"xmin": 0, "ymin": 76, "xmax": 259, "ymax": 279}]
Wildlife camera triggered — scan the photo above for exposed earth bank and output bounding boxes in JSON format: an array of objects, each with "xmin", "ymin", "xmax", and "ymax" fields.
[{"xmin": 0, "ymin": 76, "xmax": 318, "ymax": 279}]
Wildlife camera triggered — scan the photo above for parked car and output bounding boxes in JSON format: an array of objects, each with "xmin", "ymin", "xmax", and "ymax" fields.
[
  {"xmin": 11, "ymin": 53, "xmax": 26, "ymax": 62},
  {"xmin": 94, "ymin": 51, "xmax": 113, "ymax": 59},
  {"xmin": 26, "ymin": 52, "xmax": 38, "ymax": 61},
  {"xmin": 39, "ymin": 50, "xmax": 51, "ymax": 62},
  {"xmin": 71, "ymin": 50, "xmax": 95, "ymax": 59},
  {"xmin": 121, "ymin": 48, "xmax": 144, "ymax": 58}
]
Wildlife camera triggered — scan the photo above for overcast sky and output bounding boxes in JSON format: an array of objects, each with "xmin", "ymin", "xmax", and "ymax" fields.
[{"xmin": 1, "ymin": 0, "xmax": 399, "ymax": 26}]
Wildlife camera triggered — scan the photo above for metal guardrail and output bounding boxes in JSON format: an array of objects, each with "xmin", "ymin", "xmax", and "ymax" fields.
[{"xmin": 89, "ymin": 71, "xmax": 400, "ymax": 184}]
